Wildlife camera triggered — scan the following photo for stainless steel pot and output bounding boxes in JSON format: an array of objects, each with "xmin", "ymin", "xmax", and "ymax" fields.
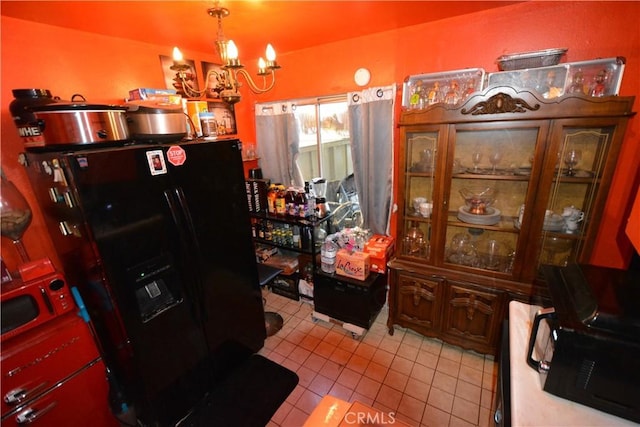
[
  {"xmin": 30, "ymin": 95, "xmax": 129, "ymax": 148},
  {"xmin": 125, "ymin": 104, "xmax": 187, "ymax": 143}
]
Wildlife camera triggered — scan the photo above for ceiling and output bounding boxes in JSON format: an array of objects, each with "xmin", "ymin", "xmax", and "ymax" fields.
[{"xmin": 1, "ymin": 1, "xmax": 521, "ymax": 61}]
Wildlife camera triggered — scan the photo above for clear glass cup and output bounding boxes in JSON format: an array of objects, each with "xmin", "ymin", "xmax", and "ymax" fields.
[
  {"xmin": 416, "ymin": 237, "xmax": 429, "ymax": 258},
  {"xmin": 489, "ymin": 151, "xmax": 503, "ymax": 173},
  {"xmin": 564, "ymin": 149, "xmax": 582, "ymax": 176},
  {"xmin": 472, "ymin": 152, "xmax": 482, "ymax": 172},
  {"xmin": 0, "ymin": 171, "xmax": 32, "ymax": 262}
]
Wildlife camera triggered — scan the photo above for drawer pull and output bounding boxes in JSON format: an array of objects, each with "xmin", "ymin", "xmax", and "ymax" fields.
[
  {"xmin": 4, "ymin": 382, "xmax": 47, "ymax": 405},
  {"xmin": 15, "ymin": 401, "xmax": 56, "ymax": 425}
]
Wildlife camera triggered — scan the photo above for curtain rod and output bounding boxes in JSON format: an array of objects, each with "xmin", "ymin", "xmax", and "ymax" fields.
[{"xmin": 256, "ymin": 93, "xmax": 347, "ymax": 109}]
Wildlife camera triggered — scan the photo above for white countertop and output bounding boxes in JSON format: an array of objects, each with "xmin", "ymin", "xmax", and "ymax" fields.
[{"xmin": 508, "ymin": 300, "xmax": 637, "ymax": 426}]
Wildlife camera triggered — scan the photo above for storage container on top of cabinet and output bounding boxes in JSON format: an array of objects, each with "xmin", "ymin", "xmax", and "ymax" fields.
[{"xmin": 388, "ymin": 85, "xmax": 635, "ymax": 354}]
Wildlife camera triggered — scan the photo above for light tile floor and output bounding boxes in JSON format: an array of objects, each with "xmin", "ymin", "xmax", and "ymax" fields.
[{"xmin": 259, "ymin": 290, "xmax": 498, "ymax": 427}]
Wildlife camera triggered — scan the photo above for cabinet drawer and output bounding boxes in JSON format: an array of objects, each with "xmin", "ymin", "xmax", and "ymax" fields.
[
  {"xmin": 394, "ymin": 273, "xmax": 444, "ymax": 334},
  {"xmin": 442, "ymin": 281, "xmax": 503, "ymax": 349}
]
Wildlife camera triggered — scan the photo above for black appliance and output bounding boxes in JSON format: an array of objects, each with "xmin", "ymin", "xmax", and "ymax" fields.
[
  {"xmin": 22, "ymin": 139, "xmax": 266, "ymax": 425},
  {"xmin": 314, "ymin": 270, "xmax": 387, "ymax": 330},
  {"xmin": 527, "ymin": 263, "xmax": 640, "ymax": 423}
]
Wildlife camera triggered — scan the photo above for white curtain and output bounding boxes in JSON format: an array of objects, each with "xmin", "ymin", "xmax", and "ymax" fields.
[
  {"xmin": 255, "ymin": 102, "xmax": 303, "ymax": 187},
  {"xmin": 348, "ymin": 85, "xmax": 395, "ymax": 235}
]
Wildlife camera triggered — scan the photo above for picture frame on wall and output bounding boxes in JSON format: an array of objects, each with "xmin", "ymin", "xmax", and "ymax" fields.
[
  {"xmin": 201, "ymin": 61, "xmax": 227, "ymax": 100},
  {"xmin": 207, "ymin": 101, "xmax": 237, "ymax": 135},
  {"xmin": 159, "ymin": 54, "xmax": 199, "ymax": 98}
]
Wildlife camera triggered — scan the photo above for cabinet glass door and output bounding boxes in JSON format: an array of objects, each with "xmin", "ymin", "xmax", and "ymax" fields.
[
  {"xmin": 538, "ymin": 125, "xmax": 615, "ymax": 268},
  {"xmin": 444, "ymin": 126, "xmax": 540, "ymax": 277},
  {"xmin": 402, "ymin": 131, "xmax": 438, "ymax": 261}
]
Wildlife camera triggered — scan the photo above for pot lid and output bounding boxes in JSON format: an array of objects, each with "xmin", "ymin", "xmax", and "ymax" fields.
[
  {"xmin": 31, "ymin": 102, "xmax": 127, "ymax": 112},
  {"xmin": 30, "ymin": 93, "xmax": 126, "ymax": 112},
  {"xmin": 12, "ymin": 88, "xmax": 54, "ymax": 98}
]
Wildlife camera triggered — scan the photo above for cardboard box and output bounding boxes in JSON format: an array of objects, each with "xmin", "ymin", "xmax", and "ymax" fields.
[
  {"xmin": 263, "ymin": 254, "xmax": 298, "ymax": 276},
  {"xmin": 129, "ymin": 88, "xmax": 177, "ymax": 99},
  {"xmin": 128, "ymin": 88, "xmax": 181, "ymax": 104},
  {"xmin": 335, "ymin": 249, "xmax": 370, "ymax": 281},
  {"xmin": 363, "ymin": 235, "xmax": 395, "ymax": 273},
  {"xmin": 255, "ymin": 244, "xmax": 278, "ymax": 263}
]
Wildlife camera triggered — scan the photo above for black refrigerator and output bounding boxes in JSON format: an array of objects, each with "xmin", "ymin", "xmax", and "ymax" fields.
[{"xmin": 23, "ymin": 139, "xmax": 266, "ymax": 425}]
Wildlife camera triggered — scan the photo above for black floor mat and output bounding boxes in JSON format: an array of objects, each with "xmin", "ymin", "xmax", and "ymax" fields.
[{"xmin": 178, "ymin": 355, "xmax": 299, "ymax": 427}]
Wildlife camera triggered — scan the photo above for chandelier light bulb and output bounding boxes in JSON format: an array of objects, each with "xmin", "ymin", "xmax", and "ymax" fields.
[
  {"xmin": 257, "ymin": 57, "xmax": 267, "ymax": 75},
  {"xmin": 227, "ymin": 40, "xmax": 239, "ymax": 60},
  {"xmin": 172, "ymin": 47, "xmax": 185, "ymax": 64},
  {"xmin": 265, "ymin": 44, "xmax": 276, "ymax": 62}
]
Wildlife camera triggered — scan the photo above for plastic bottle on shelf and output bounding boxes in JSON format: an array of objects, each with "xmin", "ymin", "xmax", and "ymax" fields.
[
  {"xmin": 306, "ymin": 182, "xmax": 317, "ymax": 218},
  {"xmin": 286, "ymin": 187, "xmax": 297, "ymax": 217},
  {"xmin": 293, "ymin": 225, "xmax": 301, "ymax": 249},
  {"xmin": 251, "ymin": 219, "xmax": 257, "ymax": 238},
  {"xmin": 274, "ymin": 185, "xmax": 286, "ymax": 215},
  {"xmin": 257, "ymin": 220, "xmax": 265, "ymax": 239},
  {"xmin": 264, "ymin": 221, "xmax": 273, "ymax": 241},
  {"xmin": 267, "ymin": 184, "xmax": 277, "ymax": 215},
  {"xmin": 283, "ymin": 223, "xmax": 293, "ymax": 247},
  {"xmin": 272, "ymin": 226, "xmax": 281, "ymax": 245},
  {"xmin": 321, "ymin": 240, "xmax": 339, "ymax": 274},
  {"xmin": 296, "ymin": 188, "xmax": 308, "ymax": 218}
]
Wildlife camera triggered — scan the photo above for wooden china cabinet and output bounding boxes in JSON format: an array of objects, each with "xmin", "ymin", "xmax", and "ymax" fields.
[{"xmin": 387, "ymin": 85, "xmax": 635, "ymax": 354}]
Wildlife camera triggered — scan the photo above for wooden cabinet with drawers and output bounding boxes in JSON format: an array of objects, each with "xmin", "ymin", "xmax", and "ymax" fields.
[{"xmin": 388, "ymin": 86, "xmax": 635, "ymax": 354}]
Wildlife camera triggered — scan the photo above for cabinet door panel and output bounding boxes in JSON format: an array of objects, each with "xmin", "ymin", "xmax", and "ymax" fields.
[
  {"xmin": 537, "ymin": 124, "xmax": 618, "ymax": 271},
  {"xmin": 396, "ymin": 273, "xmax": 443, "ymax": 333},
  {"xmin": 400, "ymin": 130, "xmax": 441, "ymax": 263},
  {"xmin": 444, "ymin": 125, "xmax": 544, "ymax": 281},
  {"xmin": 443, "ymin": 282, "xmax": 502, "ymax": 347}
]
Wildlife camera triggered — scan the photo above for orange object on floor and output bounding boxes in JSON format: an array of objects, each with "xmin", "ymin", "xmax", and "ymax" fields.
[{"xmin": 303, "ymin": 395, "xmax": 411, "ymax": 426}]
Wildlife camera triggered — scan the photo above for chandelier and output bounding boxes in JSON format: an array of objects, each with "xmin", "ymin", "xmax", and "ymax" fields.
[{"xmin": 170, "ymin": 1, "xmax": 280, "ymax": 104}]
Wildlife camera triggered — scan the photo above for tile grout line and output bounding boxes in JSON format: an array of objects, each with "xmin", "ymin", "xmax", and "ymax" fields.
[{"xmin": 263, "ymin": 291, "xmax": 497, "ymax": 426}]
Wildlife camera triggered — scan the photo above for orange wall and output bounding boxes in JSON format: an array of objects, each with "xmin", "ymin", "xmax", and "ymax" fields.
[{"xmin": 1, "ymin": 1, "xmax": 638, "ymax": 272}]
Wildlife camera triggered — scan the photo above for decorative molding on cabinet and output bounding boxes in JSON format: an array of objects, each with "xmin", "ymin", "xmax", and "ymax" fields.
[{"xmin": 461, "ymin": 92, "xmax": 540, "ymax": 115}]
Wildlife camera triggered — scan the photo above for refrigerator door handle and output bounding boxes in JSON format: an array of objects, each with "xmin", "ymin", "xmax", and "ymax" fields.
[{"xmin": 163, "ymin": 186, "xmax": 208, "ymax": 322}]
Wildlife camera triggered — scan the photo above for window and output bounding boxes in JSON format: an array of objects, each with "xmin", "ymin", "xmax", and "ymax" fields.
[{"xmin": 294, "ymin": 96, "xmax": 352, "ymax": 202}]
